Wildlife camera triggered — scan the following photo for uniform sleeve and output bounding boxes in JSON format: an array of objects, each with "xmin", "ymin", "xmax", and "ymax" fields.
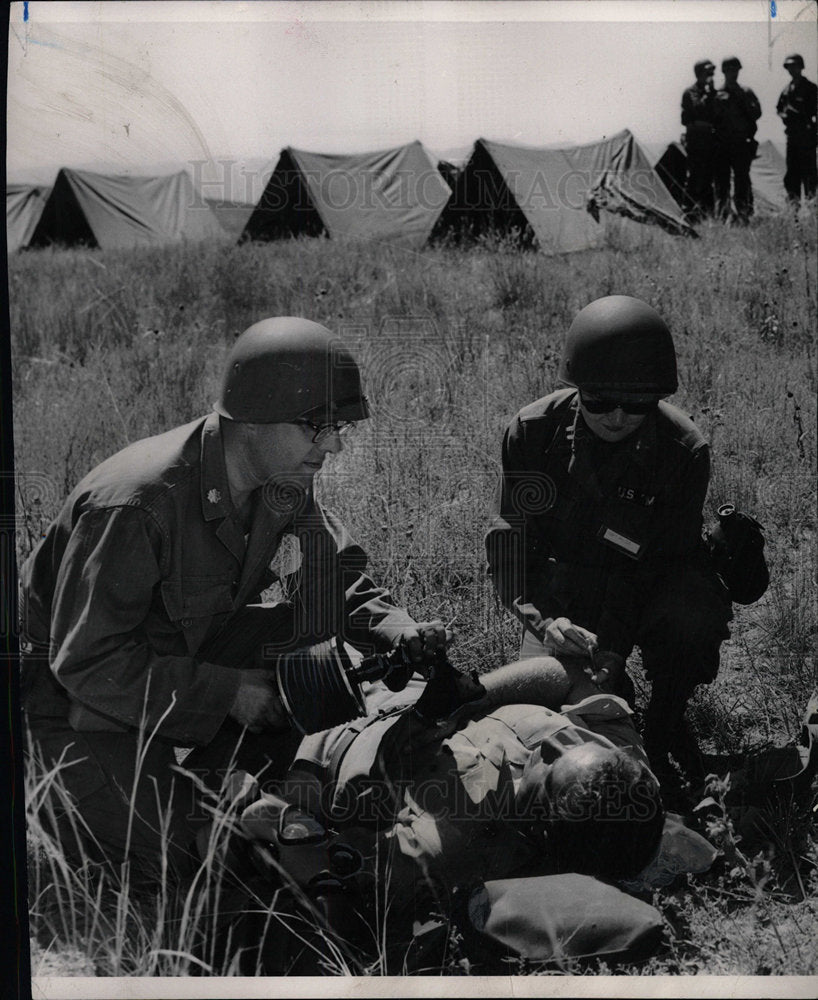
[
  {"xmin": 485, "ymin": 419, "xmax": 554, "ymax": 640},
  {"xmin": 808, "ymin": 80, "xmax": 818, "ymax": 120},
  {"xmin": 747, "ymin": 88, "xmax": 762, "ymax": 122},
  {"xmin": 49, "ymin": 506, "xmax": 242, "ymax": 745},
  {"xmin": 650, "ymin": 442, "xmax": 710, "ymax": 563},
  {"xmin": 681, "ymin": 87, "xmax": 712, "ymax": 126},
  {"xmin": 311, "ymin": 507, "xmax": 420, "ymax": 654},
  {"xmin": 680, "ymin": 88, "xmax": 694, "ymax": 126}
]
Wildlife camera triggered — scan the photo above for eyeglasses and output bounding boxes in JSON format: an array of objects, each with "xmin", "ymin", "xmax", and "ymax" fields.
[
  {"xmin": 293, "ymin": 418, "xmax": 356, "ymax": 444},
  {"xmin": 579, "ymin": 393, "xmax": 659, "ymax": 416}
]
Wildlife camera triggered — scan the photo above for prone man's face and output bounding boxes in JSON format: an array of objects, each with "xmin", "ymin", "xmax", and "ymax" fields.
[
  {"xmin": 548, "ymin": 743, "xmax": 614, "ymax": 801},
  {"xmin": 517, "ymin": 741, "xmax": 617, "ymax": 818}
]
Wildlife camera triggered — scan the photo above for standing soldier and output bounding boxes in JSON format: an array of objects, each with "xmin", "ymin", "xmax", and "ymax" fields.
[
  {"xmin": 713, "ymin": 57, "xmax": 762, "ymax": 223},
  {"xmin": 485, "ymin": 296, "xmax": 733, "ymax": 797},
  {"xmin": 681, "ymin": 59, "xmax": 718, "ymax": 221},
  {"xmin": 776, "ymin": 54, "xmax": 818, "ymax": 204}
]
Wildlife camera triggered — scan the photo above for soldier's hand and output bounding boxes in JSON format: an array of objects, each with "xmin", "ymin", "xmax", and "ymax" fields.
[
  {"xmin": 398, "ymin": 621, "xmax": 450, "ymax": 667},
  {"xmin": 543, "ymin": 617, "xmax": 597, "ymax": 658},
  {"xmin": 590, "ymin": 650, "xmax": 626, "ymax": 693},
  {"xmin": 229, "ymin": 669, "xmax": 289, "ymax": 734}
]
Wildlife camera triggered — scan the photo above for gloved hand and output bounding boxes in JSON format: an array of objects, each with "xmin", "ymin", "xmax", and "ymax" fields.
[
  {"xmin": 590, "ymin": 651, "xmax": 627, "ymax": 693},
  {"xmin": 395, "ymin": 621, "xmax": 450, "ymax": 667},
  {"xmin": 412, "ymin": 658, "xmax": 486, "ymax": 727}
]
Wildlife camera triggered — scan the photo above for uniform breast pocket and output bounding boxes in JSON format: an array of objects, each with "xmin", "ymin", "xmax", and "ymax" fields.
[
  {"xmin": 160, "ymin": 575, "xmax": 236, "ymax": 655},
  {"xmin": 530, "ymin": 470, "xmax": 582, "ymax": 530}
]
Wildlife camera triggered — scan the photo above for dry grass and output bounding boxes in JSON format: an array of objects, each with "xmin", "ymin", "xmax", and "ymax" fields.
[{"xmin": 11, "ymin": 207, "xmax": 818, "ymax": 977}]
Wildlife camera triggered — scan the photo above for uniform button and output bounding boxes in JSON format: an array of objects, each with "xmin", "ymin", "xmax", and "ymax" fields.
[{"xmin": 181, "ymin": 618, "xmax": 192, "ymax": 629}]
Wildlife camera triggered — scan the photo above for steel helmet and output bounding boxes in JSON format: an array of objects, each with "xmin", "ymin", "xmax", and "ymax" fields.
[
  {"xmin": 215, "ymin": 317, "xmax": 370, "ymax": 423},
  {"xmin": 558, "ymin": 295, "xmax": 678, "ymax": 395}
]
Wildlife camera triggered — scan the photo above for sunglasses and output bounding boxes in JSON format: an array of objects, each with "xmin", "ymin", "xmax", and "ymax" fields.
[{"xmin": 579, "ymin": 393, "xmax": 659, "ymax": 416}]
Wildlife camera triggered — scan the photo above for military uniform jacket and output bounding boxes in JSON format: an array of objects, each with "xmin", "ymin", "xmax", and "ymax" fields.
[
  {"xmin": 714, "ymin": 84, "xmax": 762, "ymax": 141},
  {"xmin": 681, "ymin": 82, "xmax": 718, "ymax": 145},
  {"xmin": 777, "ymin": 76, "xmax": 818, "ymax": 140},
  {"xmin": 19, "ymin": 412, "xmax": 416, "ymax": 746},
  {"xmin": 485, "ymin": 388, "xmax": 712, "ymax": 656}
]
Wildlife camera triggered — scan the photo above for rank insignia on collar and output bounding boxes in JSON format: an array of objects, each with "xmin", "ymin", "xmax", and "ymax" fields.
[{"xmin": 207, "ymin": 488, "xmax": 222, "ymax": 505}]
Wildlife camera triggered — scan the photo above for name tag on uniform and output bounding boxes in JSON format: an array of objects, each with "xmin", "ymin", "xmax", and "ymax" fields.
[{"xmin": 598, "ymin": 525, "xmax": 643, "ymax": 559}]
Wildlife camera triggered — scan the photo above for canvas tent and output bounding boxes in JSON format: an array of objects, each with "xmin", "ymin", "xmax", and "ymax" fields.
[
  {"xmin": 206, "ymin": 198, "xmax": 256, "ymax": 240},
  {"xmin": 29, "ymin": 168, "xmax": 225, "ymax": 249},
  {"xmin": 434, "ymin": 130, "xmax": 694, "ymax": 253},
  {"xmin": 437, "ymin": 159, "xmax": 464, "ymax": 192},
  {"xmin": 750, "ymin": 140, "xmax": 788, "ymax": 212},
  {"xmin": 643, "ymin": 142, "xmax": 690, "ymax": 214},
  {"xmin": 644, "ymin": 139, "xmax": 787, "ymax": 215},
  {"xmin": 240, "ymin": 141, "xmax": 451, "ymax": 248},
  {"xmin": 6, "ymin": 184, "xmax": 50, "ymax": 252}
]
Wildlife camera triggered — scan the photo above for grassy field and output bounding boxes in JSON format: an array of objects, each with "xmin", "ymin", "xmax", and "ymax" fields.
[{"xmin": 10, "ymin": 209, "xmax": 818, "ymax": 979}]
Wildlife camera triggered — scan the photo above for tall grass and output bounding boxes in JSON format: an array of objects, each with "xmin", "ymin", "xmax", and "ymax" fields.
[{"xmin": 11, "ymin": 209, "xmax": 818, "ymax": 976}]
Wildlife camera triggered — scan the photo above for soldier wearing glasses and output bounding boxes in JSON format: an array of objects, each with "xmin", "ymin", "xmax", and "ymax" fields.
[
  {"xmin": 20, "ymin": 316, "xmax": 445, "ymax": 875},
  {"xmin": 486, "ymin": 296, "xmax": 732, "ymax": 796}
]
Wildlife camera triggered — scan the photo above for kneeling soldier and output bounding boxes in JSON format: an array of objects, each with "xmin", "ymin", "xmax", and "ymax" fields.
[
  {"xmin": 485, "ymin": 295, "xmax": 733, "ymax": 792},
  {"xmin": 20, "ymin": 316, "xmax": 446, "ymax": 877}
]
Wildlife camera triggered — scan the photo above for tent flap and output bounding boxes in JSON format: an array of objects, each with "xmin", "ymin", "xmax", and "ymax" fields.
[
  {"xmin": 436, "ymin": 130, "xmax": 694, "ymax": 254},
  {"xmin": 586, "ymin": 132, "xmax": 697, "ymax": 238},
  {"xmin": 6, "ymin": 184, "xmax": 50, "ymax": 252}
]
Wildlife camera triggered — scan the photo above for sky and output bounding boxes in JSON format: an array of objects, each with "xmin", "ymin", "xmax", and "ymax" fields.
[{"xmin": 6, "ymin": 1, "xmax": 818, "ymax": 201}]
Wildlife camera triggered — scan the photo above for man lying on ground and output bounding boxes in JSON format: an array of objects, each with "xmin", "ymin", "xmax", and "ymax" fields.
[{"xmin": 235, "ymin": 653, "xmax": 676, "ymax": 970}]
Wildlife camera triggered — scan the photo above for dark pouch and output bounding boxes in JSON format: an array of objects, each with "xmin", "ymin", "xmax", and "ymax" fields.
[
  {"xmin": 717, "ymin": 694, "xmax": 818, "ymax": 848},
  {"xmin": 454, "ymin": 873, "xmax": 664, "ymax": 970},
  {"xmin": 706, "ymin": 503, "xmax": 770, "ymax": 605}
]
